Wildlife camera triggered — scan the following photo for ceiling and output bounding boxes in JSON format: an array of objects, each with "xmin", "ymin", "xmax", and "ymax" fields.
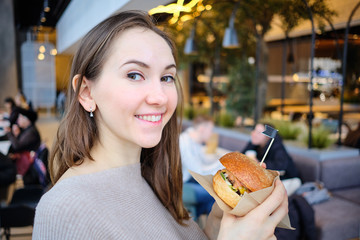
[{"xmin": 13, "ymin": 0, "xmax": 72, "ymax": 31}]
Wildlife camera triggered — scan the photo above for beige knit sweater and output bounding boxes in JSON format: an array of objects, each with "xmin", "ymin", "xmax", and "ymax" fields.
[{"xmin": 33, "ymin": 163, "xmax": 208, "ymax": 239}]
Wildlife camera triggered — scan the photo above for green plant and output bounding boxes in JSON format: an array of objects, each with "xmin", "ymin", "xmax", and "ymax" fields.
[
  {"xmin": 194, "ymin": 108, "xmax": 211, "ymax": 118},
  {"xmin": 183, "ymin": 105, "xmax": 211, "ymax": 120},
  {"xmin": 225, "ymin": 57, "xmax": 255, "ymax": 119},
  {"xmin": 216, "ymin": 111, "xmax": 235, "ymax": 128},
  {"xmin": 302, "ymin": 126, "xmax": 335, "ymax": 149},
  {"xmin": 183, "ymin": 105, "xmax": 195, "ymax": 120}
]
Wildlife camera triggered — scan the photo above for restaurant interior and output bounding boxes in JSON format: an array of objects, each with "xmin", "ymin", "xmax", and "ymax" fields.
[{"xmin": 0, "ymin": 0, "xmax": 360, "ymax": 239}]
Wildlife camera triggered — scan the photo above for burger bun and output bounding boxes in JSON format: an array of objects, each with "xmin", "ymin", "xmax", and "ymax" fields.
[{"xmin": 213, "ymin": 170, "xmax": 241, "ymax": 209}]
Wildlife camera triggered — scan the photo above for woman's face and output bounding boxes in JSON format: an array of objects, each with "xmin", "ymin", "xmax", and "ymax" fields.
[{"xmin": 89, "ymin": 27, "xmax": 178, "ymax": 148}]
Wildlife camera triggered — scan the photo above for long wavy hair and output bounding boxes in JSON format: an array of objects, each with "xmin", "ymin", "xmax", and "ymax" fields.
[{"xmin": 49, "ymin": 10, "xmax": 189, "ymax": 223}]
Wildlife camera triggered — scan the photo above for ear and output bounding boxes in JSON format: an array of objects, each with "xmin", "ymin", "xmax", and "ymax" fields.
[{"xmin": 72, "ymin": 74, "xmax": 96, "ymax": 112}]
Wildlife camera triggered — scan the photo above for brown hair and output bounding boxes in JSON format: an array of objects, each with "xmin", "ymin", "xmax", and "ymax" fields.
[{"xmin": 50, "ymin": 10, "xmax": 189, "ymax": 223}]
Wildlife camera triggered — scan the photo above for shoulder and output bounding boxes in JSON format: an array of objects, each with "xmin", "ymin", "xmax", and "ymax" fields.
[
  {"xmin": 33, "ymin": 177, "xmax": 98, "ymax": 238},
  {"xmin": 31, "ymin": 125, "xmax": 41, "ymax": 135},
  {"xmin": 23, "ymin": 125, "xmax": 40, "ymax": 137},
  {"xmin": 35, "ymin": 178, "xmax": 88, "ymax": 216}
]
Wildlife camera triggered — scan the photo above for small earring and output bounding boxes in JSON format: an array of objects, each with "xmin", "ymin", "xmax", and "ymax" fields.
[{"xmin": 90, "ymin": 107, "xmax": 94, "ymax": 118}]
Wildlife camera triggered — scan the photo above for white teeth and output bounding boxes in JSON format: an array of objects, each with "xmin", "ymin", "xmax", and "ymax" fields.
[{"xmin": 136, "ymin": 115, "xmax": 161, "ymax": 122}]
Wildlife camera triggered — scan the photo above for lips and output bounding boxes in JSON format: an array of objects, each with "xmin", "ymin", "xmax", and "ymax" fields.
[{"xmin": 135, "ymin": 114, "xmax": 162, "ymax": 122}]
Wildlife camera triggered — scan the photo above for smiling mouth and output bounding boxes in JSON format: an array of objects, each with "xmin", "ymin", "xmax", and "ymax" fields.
[{"xmin": 135, "ymin": 114, "xmax": 162, "ymax": 122}]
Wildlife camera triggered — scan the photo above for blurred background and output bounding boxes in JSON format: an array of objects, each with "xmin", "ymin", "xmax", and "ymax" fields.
[
  {"xmin": 0, "ymin": 0, "xmax": 360, "ymax": 239},
  {"xmin": 1, "ymin": 0, "xmax": 360, "ymax": 146}
]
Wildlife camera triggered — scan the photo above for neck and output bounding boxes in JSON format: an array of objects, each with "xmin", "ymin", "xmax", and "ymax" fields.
[{"xmin": 85, "ymin": 129, "xmax": 142, "ymax": 171}]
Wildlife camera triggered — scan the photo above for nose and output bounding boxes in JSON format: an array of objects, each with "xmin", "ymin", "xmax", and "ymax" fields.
[{"xmin": 145, "ymin": 80, "xmax": 168, "ymax": 106}]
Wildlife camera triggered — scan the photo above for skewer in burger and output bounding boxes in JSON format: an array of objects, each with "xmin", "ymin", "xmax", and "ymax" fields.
[{"xmin": 213, "ymin": 152, "xmax": 277, "ymax": 208}]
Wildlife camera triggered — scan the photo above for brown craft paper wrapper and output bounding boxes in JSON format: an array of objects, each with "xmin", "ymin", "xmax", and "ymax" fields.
[{"xmin": 189, "ymin": 170, "xmax": 294, "ymax": 230}]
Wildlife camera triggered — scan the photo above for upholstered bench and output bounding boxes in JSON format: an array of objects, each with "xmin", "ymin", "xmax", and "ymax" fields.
[{"xmin": 292, "ymin": 153, "xmax": 360, "ymax": 240}]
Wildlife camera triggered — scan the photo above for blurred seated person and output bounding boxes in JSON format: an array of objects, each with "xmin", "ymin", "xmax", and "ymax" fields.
[
  {"xmin": 15, "ymin": 91, "xmax": 30, "ymax": 110},
  {"xmin": 344, "ymin": 122, "xmax": 360, "ymax": 149},
  {"xmin": 242, "ymin": 123, "xmax": 301, "ymax": 195},
  {"xmin": 5, "ymin": 108, "xmax": 41, "ymax": 176},
  {"xmin": 180, "ymin": 115, "xmax": 221, "ymax": 218},
  {"xmin": 2, "ymin": 97, "xmax": 19, "ymax": 127}
]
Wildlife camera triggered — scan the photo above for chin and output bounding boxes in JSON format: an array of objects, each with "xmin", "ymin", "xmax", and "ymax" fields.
[
  {"xmin": 139, "ymin": 136, "xmax": 162, "ymax": 149},
  {"xmin": 141, "ymin": 142, "xmax": 160, "ymax": 149}
]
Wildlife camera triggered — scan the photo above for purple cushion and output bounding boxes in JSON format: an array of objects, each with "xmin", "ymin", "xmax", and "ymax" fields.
[
  {"xmin": 313, "ymin": 196, "xmax": 360, "ymax": 240},
  {"xmin": 320, "ymin": 156, "xmax": 360, "ymax": 190},
  {"xmin": 291, "ymin": 153, "xmax": 320, "ymax": 182},
  {"xmin": 332, "ymin": 187, "xmax": 360, "ymax": 205}
]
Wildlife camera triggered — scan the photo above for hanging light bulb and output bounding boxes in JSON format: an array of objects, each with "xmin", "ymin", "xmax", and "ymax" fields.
[
  {"xmin": 223, "ymin": 27, "xmax": 239, "ymax": 48},
  {"xmin": 40, "ymin": 11, "xmax": 46, "ymax": 23},
  {"xmin": 184, "ymin": 21, "xmax": 198, "ymax": 55},
  {"xmin": 50, "ymin": 48, "xmax": 57, "ymax": 56},
  {"xmin": 44, "ymin": 0, "xmax": 50, "ymax": 12},
  {"xmin": 222, "ymin": 2, "xmax": 240, "ymax": 49},
  {"xmin": 39, "ymin": 45, "xmax": 46, "ymax": 53},
  {"xmin": 184, "ymin": 27, "xmax": 198, "ymax": 55},
  {"xmin": 38, "ymin": 53, "xmax": 45, "ymax": 60}
]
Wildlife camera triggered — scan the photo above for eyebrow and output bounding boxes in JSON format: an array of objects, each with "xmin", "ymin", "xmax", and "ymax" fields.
[{"xmin": 121, "ymin": 60, "xmax": 176, "ymax": 70}]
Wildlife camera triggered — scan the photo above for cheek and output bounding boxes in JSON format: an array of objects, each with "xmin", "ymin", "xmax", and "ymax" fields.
[
  {"xmin": 167, "ymin": 88, "xmax": 178, "ymax": 114},
  {"xmin": 252, "ymin": 133, "xmax": 260, "ymax": 143},
  {"xmin": 95, "ymin": 82, "xmax": 130, "ymax": 108},
  {"xmin": 93, "ymin": 91, "xmax": 129, "ymax": 126},
  {"xmin": 261, "ymin": 135, "xmax": 268, "ymax": 144}
]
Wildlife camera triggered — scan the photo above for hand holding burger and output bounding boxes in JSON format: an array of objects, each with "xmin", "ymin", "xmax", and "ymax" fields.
[{"xmin": 213, "ymin": 152, "xmax": 277, "ymax": 208}]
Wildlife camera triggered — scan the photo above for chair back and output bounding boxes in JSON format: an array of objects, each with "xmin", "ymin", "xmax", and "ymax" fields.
[
  {"xmin": 10, "ymin": 185, "xmax": 44, "ymax": 208},
  {"xmin": 0, "ymin": 205, "xmax": 35, "ymax": 228},
  {"xmin": 0, "ymin": 185, "xmax": 44, "ymax": 239},
  {"xmin": 23, "ymin": 143, "xmax": 50, "ymax": 187}
]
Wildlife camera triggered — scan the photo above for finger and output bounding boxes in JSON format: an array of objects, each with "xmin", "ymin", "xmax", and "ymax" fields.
[
  {"xmin": 269, "ymin": 193, "xmax": 288, "ymax": 223},
  {"xmin": 210, "ymin": 202, "xmax": 223, "ymax": 219},
  {"xmin": 255, "ymin": 179, "xmax": 287, "ymax": 216},
  {"xmin": 221, "ymin": 212, "xmax": 236, "ymax": 224}
]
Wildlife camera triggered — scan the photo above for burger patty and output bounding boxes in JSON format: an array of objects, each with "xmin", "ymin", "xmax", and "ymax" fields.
[{"xmin": 221, "ymin": 170, "xmax": 249, "ymax": 196}]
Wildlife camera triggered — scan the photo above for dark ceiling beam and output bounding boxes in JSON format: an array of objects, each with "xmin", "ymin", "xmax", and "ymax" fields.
[{"xmin": 13, "ymin": 0, "xmax": 71, "ymax": 30}]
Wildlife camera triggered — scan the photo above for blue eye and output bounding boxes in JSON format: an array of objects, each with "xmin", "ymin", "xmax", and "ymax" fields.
[
  {"xmin": 161, "ymin": 76, "xmax": 175, "ymax": 83},
  {"xmin": 127, "ymin": 73, "xmax": 143, "ymax": 81}
]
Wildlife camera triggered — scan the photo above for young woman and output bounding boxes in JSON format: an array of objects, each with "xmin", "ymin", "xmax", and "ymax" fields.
[{"xmin": 33, "ymin": 11, "xmax": 288, "ymax": 239}]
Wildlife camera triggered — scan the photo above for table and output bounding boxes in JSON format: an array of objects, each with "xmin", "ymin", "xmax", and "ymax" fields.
[
  {"xmin": 0, "ymin": 140, "xmax": 11, "ymax": 155},
  {"xmin": 0, "ymin": 120, "xmax": 10, "ymax": 137}
]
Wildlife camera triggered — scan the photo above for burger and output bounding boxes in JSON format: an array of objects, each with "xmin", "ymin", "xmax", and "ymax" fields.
[{"xmin": 213, "ymin": 152, "xmax": 277, "ymax": 208}]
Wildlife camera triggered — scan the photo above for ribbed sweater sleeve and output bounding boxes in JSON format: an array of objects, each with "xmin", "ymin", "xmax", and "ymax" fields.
[{"xmin": 33, "ymin": 163, "xmax": 208, "ymax": 240}]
